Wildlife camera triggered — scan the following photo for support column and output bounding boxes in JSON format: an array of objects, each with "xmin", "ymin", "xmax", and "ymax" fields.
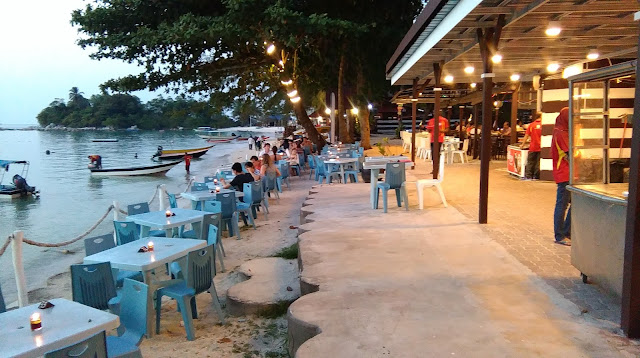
[
  {"xmin": 473, "ymin": 104, "xmax": 480, "ymax": 159},
  {"xmin": 411, "ymin": 78, "xmax": 418, "ymax": 167},
  {"xmin": 459, "ymin": 105, "xmax": 465, "ymax": 139},
  {"xmin": 433, "ymin": 62, "xmax": 443, "ymax": 179},
  {"xmin": 511, "ymin": 83, "xmax": 520, "ymax": 145}
]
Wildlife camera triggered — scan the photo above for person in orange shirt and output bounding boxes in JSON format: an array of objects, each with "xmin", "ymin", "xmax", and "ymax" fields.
[
  {"xmin": 427, "ymin": 114, "xmax": 450, "ymax": 154},
  {"xmin": 521, "ymin": 113, "xmax": 543, "ymax": 179},
  {"xmin": 183, "ymin": 153, "xmax": 192, "ymax": 173}
]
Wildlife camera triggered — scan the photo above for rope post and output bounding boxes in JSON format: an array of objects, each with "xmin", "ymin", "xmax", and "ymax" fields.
[
  {"xmin": 11, "ymin": 230, "xmax": 28, "ymax": 307},
  {"xmin": 159, "ymin": 184, "xmax": 168, "ymax": 210}
]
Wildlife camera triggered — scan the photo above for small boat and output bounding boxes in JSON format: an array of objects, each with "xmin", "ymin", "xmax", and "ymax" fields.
[
  {"xmin": 89, "ymin": 160, "xmax": 182, "ymax": 176},
  {"xmin": 152, "ymin": 145, "xmax": 214, "ymax": 160},
  {"xmin": 206, "ymin": 138, "xmax": 234, "ymax": 144},
  {"xmin": 125, "ymin": 125, "xmax": 139, "ymax": 132},
  {"xmin": 92, "ymin": 138, "xmax": 119, "ymax": 142},
  {"xmin": 0, "ymin": 160, "xmax": 39, "ymax": 199}
]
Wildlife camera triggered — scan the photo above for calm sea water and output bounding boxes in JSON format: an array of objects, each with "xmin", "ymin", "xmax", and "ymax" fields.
[{"xmin": 0, "ymin": 128, "xmax": 245, "ymax": 303}]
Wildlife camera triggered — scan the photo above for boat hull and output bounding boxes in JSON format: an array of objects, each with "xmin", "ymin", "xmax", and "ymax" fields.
[
  {"xmin": 92, "ymin": 139, "xmax": 119, "ymax": 142},
  {"xmin": 90, "ymin": 161, "xmax": 181, "ymax": 176},
  {"xmin": 0, "ymin": 185, "xmax": 37, "ymax": 199},
  {"xmin": 155, "ymin": 146, "xmax": 213, "ymax": 160}
]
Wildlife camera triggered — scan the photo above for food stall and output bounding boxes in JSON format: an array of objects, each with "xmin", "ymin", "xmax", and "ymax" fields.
[{"xmin": 567, "ymin": 61, "xmax": 635, "ymax": 297}]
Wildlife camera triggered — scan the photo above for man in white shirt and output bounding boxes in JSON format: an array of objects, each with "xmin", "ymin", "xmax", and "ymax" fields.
[
  {"xmin": 258, "ymin": 143, "xmax": 271, "ymax": 157},
  {"xmin": 248, "ymin": 136, "xmax": 255, "ymax": 150}
]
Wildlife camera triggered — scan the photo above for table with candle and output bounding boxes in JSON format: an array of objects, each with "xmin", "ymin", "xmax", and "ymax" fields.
[
  {"xmin": 126, "ymin": 207, "xmax": 207, "ymax": 238},
  {"xmin": 84, "ymin": 238, "xmax": 206, "ymax": 338},
  {"xmin": 182, "ymin": 188, "xmax": 243, "ymax": 210},
  {"xmin": 0, "ymin": 298, "xmax": 119, "ymax": 358}
]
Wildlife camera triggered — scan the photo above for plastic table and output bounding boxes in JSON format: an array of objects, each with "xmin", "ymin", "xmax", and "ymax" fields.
[
  {"xmin": 181, "ymin": 190, "xmax": 243, "ymax": 209},
  {"xmin": 126, "ymin": 207, "xmax": 206, "ymax": 237}
]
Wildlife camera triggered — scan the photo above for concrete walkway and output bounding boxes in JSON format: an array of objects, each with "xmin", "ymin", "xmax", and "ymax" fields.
[{"xmin": 289, "ymin": 183, "xmax": 638, "ymax": 357}]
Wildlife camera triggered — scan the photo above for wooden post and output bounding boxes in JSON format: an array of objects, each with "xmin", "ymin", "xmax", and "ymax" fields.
[
  {"xmin": 473, "ymin": 104, "xmax": 480, "ymax": 159},
  {"xmin": 433, "ymin": 62, "xmax": 443, "ymax": 179},
  {"xmin": 11, "ymin": 230, "xmax": 28, "ymax": 307},
  {"xmin": 459, "ymin": 106, "xmax": 465, "ymax": 139},
  {"xmin": 621, "ymin": 34, "xmax": 640, "ymax": 338},
  {"xmin": 510, "ymin": 83, "xmax": 520, "ymax": 145},
  {"xmin": 411, "ymin": 78, "xmax": 418, "ymax": 167},
  {"xmin": 477, "ymin": 15, "xmax": 505, "ymax": 224}
]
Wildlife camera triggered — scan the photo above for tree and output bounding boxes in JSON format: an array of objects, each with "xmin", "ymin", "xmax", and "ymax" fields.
[{"xmin": 68, "ymin": 87, "xmax": 91, "ymax": 110}]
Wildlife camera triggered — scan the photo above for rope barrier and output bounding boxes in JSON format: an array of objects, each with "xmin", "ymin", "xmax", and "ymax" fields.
[{"xmin": 0, "ymin": 234, "xmax": 13, "ymax": 257}]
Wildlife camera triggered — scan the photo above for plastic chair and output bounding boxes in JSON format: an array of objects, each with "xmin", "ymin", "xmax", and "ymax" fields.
[
  {"xmin": 203, "ymin": 200, "xmax": 222, "ymax": 213},
  {"xmin": 314, "ymin": 156, "xmax": 328, "ymax": 184},
  {"xmin": 451, "ymin": 139, "xmax": 469, "ymax": 163},
  {"xmin": 105, "ymin": 278, "xmax": 147, "ymax": 358},
  {"xmin": 416, "ymin": 154, "xmax": 448, "ymax": 209},
  {"xmin": 307, "ymin": 154, "xmax": 317, "ymax": 180},
  {"xmin": 374, "ymin": 162, "xmax": 409, "ymax": 213},
  {"xmin": 216, "ymin": 192, "xmax": 241, "ymax": 239},
  {"xmin": 44, "ymin": 331, "xmax": 107, "ymax": 358},
  {"xmin": 70, "ymin": 262, "xmax": 121, "ymax": 313},
  {"xmin": 85, "ymin": 234, "xmax": 143, "ymax": 288},
  {"xmin": 203, "ymin": 176, "xmax": 216, "ymax": 183},
  {"xmin": 126, "ymin": 203, "xmax": 165, "ymax": 237},
  {"xmin": 0, "ymin": 283, "xmax": 6, "ymax": 313},
  {"xmin": 343, "ymin": 161, "xmax": 359, "ymax": 183},
  {"xmin": 244, "ymin": 181, "xmax": 269, "ymax": 220},
  {"xmin": 114, "ymin": 221, "xmax": 140, "ymax": 246},
  {"xmin": 155, "ymin": 245, "xmax": 225, "ymax": 341},
  {"xmin": 167, "ymin": 193, "xmax": 178, "ymax": 209},
  {"xmin": 191, "ymin": 182, "xmax": 208, "ymax": 192},
  {"xmin": 277, "ymin": 162, "xmax": 290, "ymax": 191},
  {"xmin": 263, "ymin": 171, "xmax": 280, "ymax": 202},
  {"xmin": 322, "ymin": 159, "xmax": 342, "ymax": 184}
]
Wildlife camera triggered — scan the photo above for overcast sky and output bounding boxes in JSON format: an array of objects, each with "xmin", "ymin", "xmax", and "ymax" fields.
[{"xmin": 0, "ymin": 0, "xmax": 157, "ymax": 125}]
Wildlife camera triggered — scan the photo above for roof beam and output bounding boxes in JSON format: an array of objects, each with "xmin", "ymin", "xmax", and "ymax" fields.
[{"xmin": 531, "ymin": 2, "xmax": 637, "ymax": 14}]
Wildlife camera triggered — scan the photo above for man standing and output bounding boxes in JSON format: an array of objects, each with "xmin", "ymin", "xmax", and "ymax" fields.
[
  {"xmin": 521, "ymin": 113, "xmax": 542, "ymax": 179},
  {"xmin": 427, "ymin": 114, "xmax": 450, "ymax": 154},
  {"xmin": 552, "ymin": 108, "xmax": 571, "ymax": 246},
  {"xmin": 183, "ymin": 153, "xmax": 192, "ymax": 173},
  {"xmin": 248, "ymin": 136, "xmax": 255, "ymax": 150}
]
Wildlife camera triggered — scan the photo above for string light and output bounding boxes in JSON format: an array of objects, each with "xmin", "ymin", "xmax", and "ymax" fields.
[
  {"xmin": 266, "ymin": 44, "xmax": 276, "ymax": 54},
  {"xmin": 510, "ymin": 74, "xmax": 521, "ymax": 82},
  {"xmin": 464, "ymin": 66, "xmax": 475, "ymax": 74},
  {"xmin": 547, "ymin": 63, "xmax": 560, "ymax": 73},
  {"xmin": 444, "ymin": 75, "xmax": 454, "ymax": 83},
  {"xmin": 325, "ymin": 108, "xmax": 331, "ymax": 115},
  {"xmin": 287, "ymin": 89, "xmax": 298, "ymax": 98},
  {"xmin": 491, "ymin": 53, "xmax": 502, "ymax": 64},
  {"xmin": 587, "ymin": 49, "xmax": 600, "ymax": 60},
  {"xmin": 367, "ymin": 104, "xmax": 373, "ymax": 110},
  {"xmin": 470, "ymin": 83, "xmax": 477, "ymax": 88},
  {"xmin": 281, "ymin": 79, "xmax": 293, "ymax": 86},
  {"xmin": 290, "ymin": 96, "xmax": 301, "ymax": 103},
  {"xmin": 351, "ymin": 108, "xmax": 359, "ymax": 115}
]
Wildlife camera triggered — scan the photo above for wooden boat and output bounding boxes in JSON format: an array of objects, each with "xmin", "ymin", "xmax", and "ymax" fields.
[
  {"xmin": 92, "ymin": 138, "xmax": 119, "ymax": 142},
  {"xmin": 206, "ymin": 138, "xmax": 234, "ymax": 144},
  {"xmin": 89, "ymin": 160, "xmax": 181, "ymax": 176},
  {"xmin": 152, "ymin": 145, "xmax": 214, "ymax": 160}
]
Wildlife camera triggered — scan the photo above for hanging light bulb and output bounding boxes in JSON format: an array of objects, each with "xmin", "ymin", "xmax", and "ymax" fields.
[
  {"xmin": 290, "ymin": 96, "xmax": 301, "ymax": 103},
  {"xmin": 266, "ymin": 44, "xmax": 276, "ymax": 54},
  {"xmin": 464, "ymin": 66, "xmax": 475, "ymax": 74},
  {"xmin": 547, "ymin": 63, "xmax": 560, "ymax": 73},
  {"xmin": 325, "ymin": 107, "xmax": 332, "ymax": 115},
  {"xmin": 444, "ymin": 75, "xmax": 454, "ymax": 83},
  {"xmin": 587, "ymin": 48, "xmax": 600, "ymax": 60},
  {"xmin": 510, "ymin": 74, "xmax": 521, "ymax": 82},
  {"xmin": 287, "ymin": 89, "xmax": 298, "ymax": 98},
  {"xmin": 545, "ymin": 22, "xmax": 562, "ymax": 37},
  {"xmin": 367, "ymin": 103, "xmax": 373, "ymax": 110},
  {"xmin": 491, "ymin": 53, "xmax": 502, "ymax": 64},
  {"xmin": 278, "ymin": 60, "xmax": 285, "ymax": 68},
  {"xmin": 470, "ymin": 82, "xmax": 477, "ymax": 88},
  {"xmin": 280, "ymin": 79, "xmax": 293, "ymax": 86},
  {"xmin": 351, "ymin": 107, "xmax": 359, "ymax": 115}
]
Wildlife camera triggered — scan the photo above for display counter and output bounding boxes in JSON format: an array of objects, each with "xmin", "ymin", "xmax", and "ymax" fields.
[
  {"xmin": 568, "ymin": 183, "xmax": 628, "ymax": 297},
  {"xmin": 507, "ymin": 145, "xmax": 528, "ymax": 178}
]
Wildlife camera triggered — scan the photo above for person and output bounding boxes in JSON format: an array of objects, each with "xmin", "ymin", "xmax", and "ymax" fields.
[
  {"xmin": 501, "ymin": 122, "xmax": 511, "ymax": 137},
  {"xmin": 183, "ymin": 153, "xmax": 192, "ymax": 173},
  {"xmin": 272, "ymin": 145, "xmax": 282, "ymax": 161},
  {"xmin": 259, "ymin": 142, "xmax": 271, "ymax": 157},
  {"xmin": 516, "ymin": 120, "xmax": 524, "ymax": 132},
  {"xmin": 248, "ymin": 136, "xmax": 255, "ymax": 150},
  {"xmin": 426, "ymin": 114, "xmax": 450, "ymax": 154},
  {"xmin": 255, "ymin": 136, "xmax": 262, "ymax": 151},
  {"xmin": 287, "ymin": 142, "xmax": 300, "ymax": 175},
  {"xmin": 88, "ymin": 154, "xmax": 102, "ymax": 169},
  {"xmin": 221, "ymin": 162, "xmax": 254, "ymax": 191},
  {"xmin": 244, "ymin": 161, "xmax": 261, "ymax": 181},
  {"xmin": 521, "ymin": 112, "xmax": 542, "ymax": 179},
  {"xmin": 260, "ymin": 153, "xmax": 281, "ymax": 188},
  {"xmin": 552, "ymin": 107, "xmax": 571, "ymax": 246},
  {"xmin": 250, "ymin": 155, "xmax": 262, "ymax": 172}
]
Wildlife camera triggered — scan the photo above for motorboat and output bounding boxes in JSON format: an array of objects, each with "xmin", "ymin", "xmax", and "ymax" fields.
[
  {"xmin": 88, "ymin": 157, "xmax": 181, "ymax": 176},
  {"xmin": 92, "ymin": 138, "xmax": 119, "ymax": 142},
  {"xmin": 0, "ymin": 160, "xmax": 39, "ymax": 199},
  {"xmin": 152, "ymin": 145, "xmax": 214, "ymax": 160}
]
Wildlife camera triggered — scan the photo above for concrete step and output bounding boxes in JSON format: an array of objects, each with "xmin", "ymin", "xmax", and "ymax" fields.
[{"xmin": 226, "ymin": 257, "xmax": 301, "ymax": 316}]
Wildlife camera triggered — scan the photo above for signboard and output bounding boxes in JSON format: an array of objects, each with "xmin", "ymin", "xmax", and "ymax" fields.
[{"xmin": 507, "ymin": 145, "xmax": 528, "ymax": 178}]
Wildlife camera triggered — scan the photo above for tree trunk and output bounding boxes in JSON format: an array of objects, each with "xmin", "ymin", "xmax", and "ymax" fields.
[
  {"xmin": 360, "ymin": 107, "xmax": 372, "ymax": 149},
  {"xmin": 292, "ymin": 99, "xmax": 326, "ymax": 149},
  {"xmin": 337, "ymin": 53, "xmax": 351, "ymax": 142},
  {"xmin": 348, "ymin": 111, "xmax": 356, "ymax": 142}
]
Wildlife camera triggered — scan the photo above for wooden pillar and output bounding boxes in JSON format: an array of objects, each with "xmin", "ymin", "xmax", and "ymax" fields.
[
  {"xmin": 459, "ymin": 106, "xmax": 465, "ymax": 139},
  {"xmin": 621, "ymin": 33, "xmax": 640, "ymax": 338},
  {"xmin": 433, "ymin": 62, "xmax": 443, "ymax": 179},
  {"xmin": 510, "ymin": 83, "xmax": 520, "ymax": 145},
  {"xmin": 473, "ymin": 104, "xmax": 480, "ymax": 159},
  {"xmin": 411, "ymin": 78, "xmax": 418, "ymax": 167},
  {"xmin": 477, "ymin": 15, "xmax": 504, "ymax": 224}
]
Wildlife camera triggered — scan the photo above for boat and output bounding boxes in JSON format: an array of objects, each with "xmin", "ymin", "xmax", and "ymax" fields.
[
  {"xmin": 0, "ymin": 160, "xmax": 39, "ymax": 199},
  {"xmin": 89, "ymin": 160, "xmax": 182, "ymax": 176},
  {"xmin": 125, "ymin": 125, "xmax": 139, "ymax": 132},
  {"xmin": 206, "ymin": 138, "xmax": 234, "ymax": 144},
  {"xmin": 152, "ymin": 145, "xmax": 214, "ymax": 160},
  {"xmin": 92, "ymin": 138, "xmax": 119, "ymax": 142},
  {"xmin": 195, "ymin": 128, "xmax": 237, "ymax": 140}
]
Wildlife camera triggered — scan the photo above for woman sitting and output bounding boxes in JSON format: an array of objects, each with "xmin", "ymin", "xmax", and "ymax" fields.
[
  {"xmin": 287, "ymin": 142, "xmax": 300, "ymax": 176},
  {"xmin": 260, "ymin": 153, "xmax": 281, "ymax": 179}
]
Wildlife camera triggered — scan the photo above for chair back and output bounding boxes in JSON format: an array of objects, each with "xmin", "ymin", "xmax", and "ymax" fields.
[
  {"xmin": 462, "ymin": 138, "xmax": 469, "ymax": 152},
  {"xmin": 203, "ymin": 176, "xmax": 215, "ymax": 183},
  {"xmin": 315, "ymin": 157, "xmax": 326, "ymax": 175},
  {"xmin": 70, "ymin": 262, "xmax": 117, "ymax": 310},
  {"xmin": 437, "ymin": 154, "xmax": 446, "ymax": 182},
  {"xmin": 216, "ymin": 192, "xmax": 237, "ymax": 220},
  {"xmin": 384, "ymin": 162, "xmax": 406, "ymax": 189},
  {"xmin": 308, "ymin": 155, "xmax": 316, "ymax": 169},
  {"xmin": 84, "ymin": 234, "xmax": 115, "ymax": 256},
  {"xmin": 127, "ymin": 202, "xmax": 150, "ymax": 215},
  {"xmin": 0, "ymin": 283, "xmax": 6, "ymax": 313},
  {"xmin": 167, "ymin": 193, "xmax": 178, "ymax": 209},
  {"xmin": 203, "ymin": 200, "xmax": 222, "ymax": 214},
  {"xmin": 185, "ymin": 245, "xmax": 215, "ymax": 295},
  {"xmin": 243, "ymin": 181, "xmax": 263, "ymax": 205},
  {"xmin": 279, "ymin": 162, "xmax": 290, "ymax": 179},
  {"xmin": 118, "ymin": 278, "xmax": 148, "ymax": 344},
  {"xmin": 44, "ymin": 331, "xmax": 107, "ymax": 358},
  {"xmin": 207, "ymin": 225, "xmax": 219, "ymax": 246},
  {"xmin": 201, "ymin": 213, "xmax": 221, "ymax": 241},
  {"xmin": 191, "ymin": 182, "xmax": 208, "ymax": 192},
  {"xmin": 336, "ymin": 152, "xmax": 351, "ymax": 158},
  {"xmin": 263, "ymin": 172, "xmax": 278, "ymax": 191},
  {"xmin": 114, "ymin": 221, "xmax": 140, "ymax": 245}
]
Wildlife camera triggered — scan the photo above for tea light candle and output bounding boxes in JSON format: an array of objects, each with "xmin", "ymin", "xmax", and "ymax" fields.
[
  {"xmin": 147, "ymin": 241, "xmax": 154, "ymax": 251},
  {"xmin": 30, "ymin": 313, "xmax": 42, "ymax": 331},
  {"xmin": 165, "ymin": 210, "xmax": 172, "ymax": 217},
  {"xmin": 215, "ymin": 186, "xmax": 220, "ymax": 193},
  {"xmin": 213, "ymin": 178, "xmax": 218, "ymax": 184}
]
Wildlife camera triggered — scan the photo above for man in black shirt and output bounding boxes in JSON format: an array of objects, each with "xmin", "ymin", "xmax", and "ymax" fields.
[{"xmin": 221, "ymin": 162, "xmax": 254, "ymax": 192}]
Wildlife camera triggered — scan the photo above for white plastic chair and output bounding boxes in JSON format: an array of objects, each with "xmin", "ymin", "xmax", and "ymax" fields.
[
  {"xmin": 416, "ymin": 154, "xmax": 448, "ymax": 209},
  {"xmin": 451, "ymin": 139, "xmax": 469, "ymax": 163}
]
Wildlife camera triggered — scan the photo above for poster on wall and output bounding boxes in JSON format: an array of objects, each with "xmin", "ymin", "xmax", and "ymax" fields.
[{"xmin": 507, "ymin": 146, "xmax": 528, "ymax": 178}]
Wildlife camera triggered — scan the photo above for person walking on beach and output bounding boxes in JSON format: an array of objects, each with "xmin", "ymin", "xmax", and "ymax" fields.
[
  {"xmin": 183, "ymin": 153, "xmax": 192, "ymax": 173},
  {"xmin": 521, "ymin": 113, "xmax": 543, "ymax": 179},
  {"xmin": 248, "ymin": 136, "xmax": 255, "ymax": 150},
  {"xmin": 552, "ymin": 108, "xmax": 571, "ymax": 246}
]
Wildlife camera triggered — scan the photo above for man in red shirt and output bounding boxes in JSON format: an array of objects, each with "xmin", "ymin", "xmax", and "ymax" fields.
[
  {"xmin": 551, "ymin": 108, "xmax": 571, "ymax": 245},
  {"xmin": 521, "ymin": 113, "xmax": 542, "ymax": 179},
  {"xmin": 427, "ymin": 115, "xmax": 450, "ymax": 154},
  {"xmin": 183, "ymin": 153, "xmax": 192, "ymax": 173}
]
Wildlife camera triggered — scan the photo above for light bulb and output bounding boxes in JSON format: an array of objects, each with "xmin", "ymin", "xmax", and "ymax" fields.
[
  {"xmin": 290, "ymin": 96, "xmax": 301, "ymax": 103},
  {"xmin": 266, "ymin": 44, "xmax": 276, "ymax": 54},
  {"xmin": 470, "ymin": 83, "xmax": 477, "ymax": 88},
  {"xmin": 510, "ymin": 74, "xmax": 520, "ymax": 82},
  {"xmin": 464, "ymin": 66, "xmax": 475, "ymax": 74},
  {"xmin": 545, "ymin": 22, "xmax": 561, "ymax": 37},
  {"xmin": 325, "ymin": 107, "xmax": 331, "ymax": 115},
  {"xmin": 491, "ymin": 53, "xmax": 502, "ymax": 64},
  {"xmin": 547, "ymin": 63, "xmax": 560, "ymax": 73},
  {"xmin": 444, "ymin": 75, "xmax": 454, "ymax": 83},
  {"xmin": 351, "ymin": 108, "xmax": 359, "ymax": 115},
  {"xmin": 281, "ymin": 79, "xmax": 293, "ymax": 86},
  {"xmin": 287, "ymin": 89, "xmax": 298, "ymax": 98},
  {"xmin": 587, "ymin": 49, "xmax": 599, "ymax": 60},
  {"xmin": 367, "ymin": 103, "xmax": 373, "ymax": 110}
]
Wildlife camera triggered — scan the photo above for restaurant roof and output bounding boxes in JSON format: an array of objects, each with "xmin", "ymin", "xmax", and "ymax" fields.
[{"xmin": 387, "ymin": 0, "xmax": 640, "ymax": 86}]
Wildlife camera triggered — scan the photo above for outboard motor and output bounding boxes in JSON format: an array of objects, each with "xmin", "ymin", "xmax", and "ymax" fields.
[
  {"xmin": 153, "ymin": 146, "xmax": 163, "ymax": 158},
  {"xmin": 13, "ymin": 174, "xmax": 36, "ymax": 194}
]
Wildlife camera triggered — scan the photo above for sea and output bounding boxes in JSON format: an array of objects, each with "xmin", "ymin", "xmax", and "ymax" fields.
[{"xmin": 0, "ymin": 125, "xmax": 251, "ymax": 303}]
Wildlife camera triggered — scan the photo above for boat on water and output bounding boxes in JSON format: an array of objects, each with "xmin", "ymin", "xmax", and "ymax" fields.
[
  {"xmin": 152, "ymin": 145, "xmax": 214, "ymax": 160},
  {"xmin": 89, "ymin": 159, "xmax": 182, "ymax": 176},
  {"xmin": 125, "ymin": 125, "xmax": 139, "ymax": 132},
  {"xmin": 92, "ymin": 138, "xmax": 119, "ymax": 142},
  {"xmin": 0, "ymin": 160, "xmax": 39, "ymax": 199},
  {"xmin": 195, "ymin": 126, "xmax": 284, "ymax": 141}
]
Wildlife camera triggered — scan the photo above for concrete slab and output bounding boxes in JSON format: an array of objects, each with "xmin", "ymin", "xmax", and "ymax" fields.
[
  {"xmin": 289, "ymin": 184, "xmax": 633, "ymax": 357},
  {"xmin": 227, "ymin": 257, "xmax": 301, "ymax": 316}
]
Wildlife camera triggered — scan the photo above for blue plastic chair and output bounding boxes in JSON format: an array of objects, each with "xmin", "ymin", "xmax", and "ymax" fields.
[
  {"xmin": 84, "ymin": 234, "xmax": 143, "ymax": 288},
  {"xmin": 126, "ymin": 203, "xmax": 165, "ymax": 237},
  {"xmin": 106, "ymin": 278, "xmax": 147, "ymax": 358},
  {"xmin": 167, "ymin": 193, "xmax": 178, "ymax": 209},
  {"xmin": 203, "ymin": 176, "xmax": 216, "ymax": 183},
  {"xmin": 114, "ymin": 221, "xmax": 140, "ymax": 246},
  {"xmin": 0, "ymin": 283, "xmax": 6, "ymax": 313},
  {"xmin": 277, "ymin": 162, "xmax": 290, "ymax": 191},
  {"xmin": 70, "ymin": 262, "xmax": 121, "ymax": 313},
  {"xmin": 203, "ymin": 200, "xmax": 222, "ymax": 214},
  {"xmin": 216, "ymin": 192, "xmax": 240, "ymax": 239},
  {"xmin": 244, "ymin": 181, "xmax": 269, "ymax": 220},
  {"xmin": 44, "ymin": 331, "xmax": 107, "ymax": 358},
  {"xmin": 236, "ymin": 197, "xmax": 257, "ymax": 233},
  {"xmin": 191, "ymin": 182, "xmax": 208, "ymax": 192},
  {"xmin": 307, "ymin": 154, "xmax": 316, "ymax": 180},
  {"xmin": 155, "ymin": 245, "xmax": 225, "ymax": 341},
  {"xmin": 374, "ymin": 162, "xmax": 409, "ymax": 213},
  {"xmin": 314, "ymin": 156, "xmax": 328, "ymax": 183},
  {"xmin": 263, "ymin": 171, "xmax": 280, "ymax": 201},
  {"xmin": 176, "ymin": 220, "xmax": 225, "ymax": 274}
]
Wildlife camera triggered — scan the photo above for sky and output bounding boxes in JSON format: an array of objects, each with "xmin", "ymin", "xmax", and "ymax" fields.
[{"xmin": 0, "ymin": 0, "xmax": 157, "ymax": 125}]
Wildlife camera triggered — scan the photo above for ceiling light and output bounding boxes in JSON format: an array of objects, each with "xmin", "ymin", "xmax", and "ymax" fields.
[
  {"xmin": 510, "ymin": 74, "xmax": 521, "ymax": 82},
  {"xmin": 491, "ymin": 53, "xmax": 502, "ymax": 64},
  {"xmin": 287, "ymin": 89, "xmax": 298, "ymax": 98},
  {"xmin": 324, "ymin": 107, "xmax": 331, "ymax": 115},
  {"xmin": 587, "ymin": 49, "xmax": 600, "ymax": 60},
  {"xmin": 464, "ymin": 66, "xmax": 475, "ymax": 74},
  {"xmin": 266, "ymin": 44, "xmax": 276, "ymax": 54},
  {"xmin": 562, "ymin": 64, "xmax": 582, "ymax": 79},
  {"xmin": 545, "ymin": 22, "xmax": 562, "ymax": 37},
  {"xmin": 280, "ymin": 79, "xmax": 292, "ymax": 86},
  {"xmin": 351, "ymin": 108, "xmax": 359, "ymax": 115},
  {"xmin": 444, "ymin": 75, "xmax": 454, "ymax": 83},
  {"xmin": 290, "ymin": 96, "xmax": 301, "ymax": 103},
  {"xmin": 470, "ymin": 83, "xmax": 477, "ymax": 88},
  {"xmin": 547, "ymin": 63, "xmax": 560, "ymax": 73}
]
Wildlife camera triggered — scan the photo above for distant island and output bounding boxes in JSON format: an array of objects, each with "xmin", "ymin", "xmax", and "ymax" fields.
[{"xmin": 37, "ymin": 87, "xmax": 235, "ymax": 130}]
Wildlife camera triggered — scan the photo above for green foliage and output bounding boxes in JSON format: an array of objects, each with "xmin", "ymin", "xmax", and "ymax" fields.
[
  {"xmin": 36, "ymin": 87, "xmax": 233, "ymax": 129},
  {"xmin": 375, "ymin": 137, "xmax": 390, "ymax": 156},
  {"xmin": 395, "ymin": 122, "xmax": 405, "ymax": 139},
  {"xmin": 272, "ymin": 243, "xmax": 298, "ymax": 260}
]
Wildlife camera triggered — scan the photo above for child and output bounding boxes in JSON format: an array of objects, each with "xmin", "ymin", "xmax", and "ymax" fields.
[{"xmin": 184, "ymin": 153, "xmax": 192, "ymax": 172}]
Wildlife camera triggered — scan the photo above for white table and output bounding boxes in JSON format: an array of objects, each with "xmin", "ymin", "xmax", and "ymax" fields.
[
  {"xmin": 0, "ymin": 298, "xmax": 119, "ymax": 358},
  {"xmin": 181, "ymin": 190, "xmax": 243, "ymax": 209},
  {"xmin": 363, "ymin": 160, "xmax": 414, "ymax": 209},
  {"xmin": 323, "ymin": 158, "xmax": 359, "ymax": 184},
  {"xmin": 84, "ymin": 238, "xmax": 206, "ymax": 338},
  {"xmin": 127, "ymin": 207, "xmax": 206, "ymax": 237}
]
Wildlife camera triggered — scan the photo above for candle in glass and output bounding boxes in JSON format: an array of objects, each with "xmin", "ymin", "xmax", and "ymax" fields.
[
  {"xmin": 215, "ymin": 186, "xmax": 220, "ymax": 193},
  {"xmin": 30, "ymin": 313, "xmax": 42, "ymax": 331},
  {"xmin": 165, "ymin": 210, "xmax": 171, "ymax": 217},
  {"xmin": 147, "ymin": 241, "xmax": 154, "ymax": 251}
]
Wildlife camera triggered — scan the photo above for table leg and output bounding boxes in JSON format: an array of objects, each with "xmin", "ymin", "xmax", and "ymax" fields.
[
  {"xmin": 141, "ymin": 226, "xmax": 150, "ymax": 238},
  {"xmin": 370, "ymin": 169, "xmax": 380, "ymax": 209},
  {"xmin": 142, "ymin": 271, "xmax": 155, "ymax": 338},
  {"xmin": 341, "ymin": 164, "xmax": 346, "ymax": 184},
  {"xmin": 165, "ymin": 228, "xmax": 173, "ymax": 238}
]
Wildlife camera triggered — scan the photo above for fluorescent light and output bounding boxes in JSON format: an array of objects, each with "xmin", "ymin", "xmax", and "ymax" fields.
[
  {"xmin": 464, "ymin": 66, "xmax": 475, "ymax": 74},
  {"xmin": 266, "ymin": 44, "xmax": 276, "ymax": 54},
  {"xmin": 290, "ymin": 96, "xmax": 301, "ymax": 103},
  {"xmin": 547, "ymin": 63, "xmax": 560, "ymax": 73},
  {"xmin": 587, "ymin": 49, "xmax": 600, "ymax": 60},
  {"xmin": 444, "ymin": 75, "xmax": 454, "ymax": 83},
  {"xmin": 491, "ymin": 53, "xmax": 502, "ymax": 64},
  {"xmin": 545, "ymin": 22, "xmax": 562, "ymax": 37},
  {"xmin": 470, "ymin": 83, "xmax": 477, "ymax": 88},
  {"xmin": 287, "ymin": 89, "xmax": 298, "ymax": 98},
  {"xmin": 510, "ymin": 74, "xmax": 520, "ymax": 82}
]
